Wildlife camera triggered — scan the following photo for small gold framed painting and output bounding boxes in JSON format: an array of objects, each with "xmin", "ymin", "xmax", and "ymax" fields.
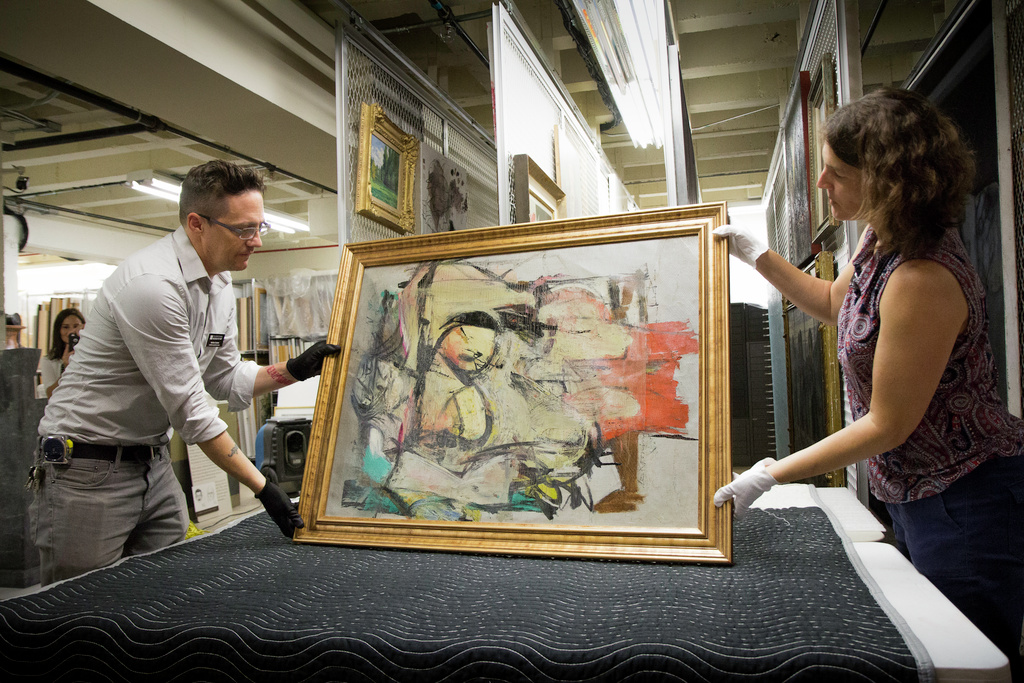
[{"xmin": 355, "ymin": 102, "xmax": 418, "ymax": 234}]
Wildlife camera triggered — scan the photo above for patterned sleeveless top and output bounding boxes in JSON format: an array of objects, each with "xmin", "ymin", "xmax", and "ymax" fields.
[{"xmin": 837, "ymin": 226, "xmax": 1024, "ymax": 503}]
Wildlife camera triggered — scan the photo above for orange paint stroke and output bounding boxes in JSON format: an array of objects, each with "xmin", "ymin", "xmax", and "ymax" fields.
[{"xmin": 565, "ymin": 321, "xmax": 698, "ymax": 441}]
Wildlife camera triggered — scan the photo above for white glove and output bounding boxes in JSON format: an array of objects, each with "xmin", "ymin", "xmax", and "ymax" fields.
[
  {"xmin": 713, "ymin": 224, "xmax": 769, "ymax": 269},
  {"xmin": 713, "ymin": 457, "xmax": 779, "ymax": 519}
]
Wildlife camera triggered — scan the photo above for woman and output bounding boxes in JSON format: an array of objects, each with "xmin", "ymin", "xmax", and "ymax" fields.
[
  {"xmin": 39, "ymin": 307, "xmax": 85, "ymax": 399},
  {"xmin": 714, "ymin": 88, "xmax": 1024, "ymax": 679}
]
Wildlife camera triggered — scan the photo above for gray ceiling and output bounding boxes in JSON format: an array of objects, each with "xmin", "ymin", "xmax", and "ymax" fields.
[{"xmin": 1, "ymin": 0, "xmax": 951, "ymax": 265}]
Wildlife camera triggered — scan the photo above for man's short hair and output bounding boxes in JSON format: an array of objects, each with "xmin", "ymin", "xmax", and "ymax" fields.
[{"xmin": 178, "ymin": 160, "xmax": 265, "ymax": 226}]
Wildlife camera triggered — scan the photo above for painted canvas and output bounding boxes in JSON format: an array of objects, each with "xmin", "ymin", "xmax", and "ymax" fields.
[
  {"xmin": 420, "ymin": 144, "xmax": 469, "ymax": 233},
  {"xmin": 330, "ymin": 244, "xmax": 700, "ymax": 527},
  {"xmin": 297, "ymin": 205, "xmax": 732, "ymax": 563},
  {"xmin": 370, "ymin": 134, "xmax": 401, "ymax": 209}
]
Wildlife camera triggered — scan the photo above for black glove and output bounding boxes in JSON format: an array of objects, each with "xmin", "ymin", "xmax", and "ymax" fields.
[
  {"xmin": 286, "ymin": 340, "xmax": 342, "ymax": 382},
  {"xmin": 256, "ymin": 480, "xmax": 305, "ymax": 538}
]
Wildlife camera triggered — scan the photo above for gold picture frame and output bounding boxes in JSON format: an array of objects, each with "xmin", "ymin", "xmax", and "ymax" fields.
[
  {"xmin": 355, "ymin": 102, "xmax": 418, "ymax": 234},
  {"xmin": 296, "ymin": 204, "xmax": 733, "ymax": 564}
]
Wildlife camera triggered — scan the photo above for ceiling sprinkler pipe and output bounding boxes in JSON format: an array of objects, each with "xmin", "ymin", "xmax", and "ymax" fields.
[{"xmin": 428, "ymin": 1, "xmax": 490, "ymax": 68}]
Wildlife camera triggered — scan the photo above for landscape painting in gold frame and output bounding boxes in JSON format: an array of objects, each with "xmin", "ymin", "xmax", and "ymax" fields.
[
  {"xmin": 355, "ymin": 102, "xmax": 418, "ymax": 234},
  {"xmin": 296, "ymin": 204, "xmax": 733, "ymax": 564}
]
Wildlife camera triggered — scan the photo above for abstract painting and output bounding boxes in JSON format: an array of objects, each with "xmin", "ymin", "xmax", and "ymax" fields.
[
  {"xmin": 297, "ymin": 205, "xmax": 733, "ymax": 563},
  {"xmin": 419, "ymin": 144, "xmax": 469, "ymax": 233}
]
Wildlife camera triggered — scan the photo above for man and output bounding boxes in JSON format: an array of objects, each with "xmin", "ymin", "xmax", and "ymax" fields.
[{"xmin": 32, "ymin": 160, "xmax": 339, "ymax": 585}]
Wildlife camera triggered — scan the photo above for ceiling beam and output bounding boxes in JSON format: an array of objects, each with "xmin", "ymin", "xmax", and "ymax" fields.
[{"xmin": 675, "ymin": 3, "xmax": 799, "ymax": 34}]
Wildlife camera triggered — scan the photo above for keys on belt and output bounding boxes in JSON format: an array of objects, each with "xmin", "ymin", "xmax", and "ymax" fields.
[{"xmin": 25, "ymin": 466, "xmax": 44, "ymax": 491}]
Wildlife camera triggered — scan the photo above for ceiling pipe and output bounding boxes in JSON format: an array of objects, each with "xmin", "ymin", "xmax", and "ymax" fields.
[
  {"xmin": 14, "ymin": 180, "xmax": 129, "ymax": 199},
  {"xmin": 380, "ymin": 9, "xmax": 491, "ymax": 35},
  {"xmin": 861, "ymin": 0, "xmax": 889, "ymax": 56},
  {"xmin": 10, "ymin": 197, "xmax": 174, "ymax": 233},
  {"xmin": 3, "ymin": 122, "xmax": 154, "ymax": 152},
  {"xmin": 0, "ymin": 56, "xmax": 163, "ymax": 129},
  {"xmin": 0, "ymin": 56, "xmax": 336, "ymax": 194},
  {"xmin": 427, "ymin": 1, "xmax": 489, "ymax": 68}
]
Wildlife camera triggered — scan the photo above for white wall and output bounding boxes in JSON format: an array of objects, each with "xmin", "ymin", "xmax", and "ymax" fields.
[
  {"xmin": 244, "ymin": 246, "xmax": 340, "ymax": 282},
  {"xmin": 725, "ymin": 202, "xmax": 769, "ymax": 307}
]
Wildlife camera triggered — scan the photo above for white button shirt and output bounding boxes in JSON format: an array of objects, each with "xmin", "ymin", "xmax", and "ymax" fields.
[{"xmin": 39, "ymin": 228, "xmax": 260, "ymax": 446}]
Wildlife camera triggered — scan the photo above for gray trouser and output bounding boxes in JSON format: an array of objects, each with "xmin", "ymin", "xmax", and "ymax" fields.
[{"xmin": 29, "ymin": 449, "xmax": 188, "ymax": 586}]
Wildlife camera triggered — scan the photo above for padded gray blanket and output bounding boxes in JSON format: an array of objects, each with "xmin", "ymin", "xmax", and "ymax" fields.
[{"xmin": 0, "ymin": 508, "xmax": 924, "ymax": 682}]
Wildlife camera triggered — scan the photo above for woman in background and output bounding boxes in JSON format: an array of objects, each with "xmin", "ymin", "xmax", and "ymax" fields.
[
  {"xmin": 714, "ymin": 87, "xmax": 1024, "ymax": 680},
  {"xmin": 38, "ymin": 307, "xmax": 85, "ymax": 399}
]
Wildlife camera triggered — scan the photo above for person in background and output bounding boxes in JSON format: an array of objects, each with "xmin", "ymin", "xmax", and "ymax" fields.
[
  {"xmin": 32, "ymin": 160, "xmax": 340, "ymax": 586},
  {"xmin": 37, "ymin": 307, "xmax": 85, "ymax": 399},
  {"xmin": 713, "ymin": 88, "xmax": 1024, "ymax": 680}
]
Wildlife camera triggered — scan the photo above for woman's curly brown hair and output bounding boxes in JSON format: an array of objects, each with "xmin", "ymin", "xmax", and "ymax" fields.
[{"xmin": 824, "ymin": 87, "xmax": 975, "ymax": 258}]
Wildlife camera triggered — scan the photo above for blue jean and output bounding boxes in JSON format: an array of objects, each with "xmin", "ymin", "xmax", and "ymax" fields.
[
  {"xmin": 887, "ymin": 455, "xmax": 1024, "ymax": 681},
  {"xmin": 30, "ymin": 449, "xmax": 188, "ymax": 586}
]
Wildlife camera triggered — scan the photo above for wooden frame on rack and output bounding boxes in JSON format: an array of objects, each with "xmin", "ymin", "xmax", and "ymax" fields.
[
  {"xmin": 809, "ymin": 53, "xmax": 841, "ymax": 245},
  {"xmin": 512, "ymin": 154, "xmax": 565, "ymax": 223},
  {"xmin": 783, "ymin": 250, "xmax": 845, "ymax": 488},
  {"xmin": 783, "ymin": 71, "xmax": 816, "ymax": 267}
]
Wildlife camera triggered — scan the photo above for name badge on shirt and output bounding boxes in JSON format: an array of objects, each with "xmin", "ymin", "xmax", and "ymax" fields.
[{"xmin": 207, "ymin": 333, "xmax": 225, "ymax": 347}]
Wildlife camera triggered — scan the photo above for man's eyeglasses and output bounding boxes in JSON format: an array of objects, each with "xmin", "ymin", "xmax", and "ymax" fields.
[{"xmin": 198, "ymin": 214, "xmax": 271, "ymax": 240}]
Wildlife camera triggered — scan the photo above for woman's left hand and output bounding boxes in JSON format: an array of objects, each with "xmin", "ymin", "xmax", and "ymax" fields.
[{"xmin": 714, "ymin": 458, "xmax": 779, "ymax": 519}]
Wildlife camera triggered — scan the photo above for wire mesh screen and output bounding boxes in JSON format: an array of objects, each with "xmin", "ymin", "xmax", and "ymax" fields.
[
  {"xmin": 804, "ymin": 2, "xmax": 838, "ymax": 86},
  {"xmin": 1008, "ymin": 0, "xmax": 1024, "ymax": 395},
  {"xmin": 447, "ymin": 120, "xmax": 500, "ymax": 231},
  {"xmin": 561, "ymin": 120, "xmax": 601, "ymax": 218},
  {"xmin": 765, "ymin": 1, "xmax": 839, "ymax": 263},
  {"xmin": 598, "ymin": 158, "xmax": 615, "ymax": 215},
  {"xmin": 497, "ymin": 21, "xmax": 561, "ymax": 224},
  {"xmin": 765, "ymin": 156, "xmax": 789, "ymax": 457},
  {"xmin": 342, "ymin": 40, "xmax": 498, "ymax": 242},
  {"xmin": 344, "ymin": 44, "xmax": 422, "ymax": 243},
  {"xmin": 763, "ymin": 1, "xmax": 845, "ymax": 461},
  {"xmin": 765, "ymin": 155, "xmax": 789, "ymax": 260},
  {"xmin": 782, "ymin": 76, "xmax": 812, "ymax": 268}
]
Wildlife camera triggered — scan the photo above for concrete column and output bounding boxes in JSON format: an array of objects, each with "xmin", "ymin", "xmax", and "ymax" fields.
[{"xmin": 0, "ymin": 348, "xmax": 45, "ymax": 587}]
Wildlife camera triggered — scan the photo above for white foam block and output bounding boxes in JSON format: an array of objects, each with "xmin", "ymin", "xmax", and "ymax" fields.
[{"xmin": 853, "ymin": 542, "xmax": 1010, "ymax": 683}]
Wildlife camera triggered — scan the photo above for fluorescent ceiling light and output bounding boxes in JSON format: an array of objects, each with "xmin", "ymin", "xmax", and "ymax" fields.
[
  {"xmin": 127, "ymin": 172, "xmax": 308, "ymax": 233},
  {"xmin": 18, "ymin": 262, "xmax": 119, "ymax": 296},
  {"xmin": 570, "ymin": 0, "xmax": 666, "ymax": 149},
  {"xmin": 264, "ymin": 208, "xmax": 309, "ymax": 232},
  {"xmin": 130, "ymin": 177, "xmax": 181, "ymax": 202}
]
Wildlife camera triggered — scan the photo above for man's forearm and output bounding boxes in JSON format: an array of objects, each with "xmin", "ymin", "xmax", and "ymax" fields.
[
  {"xmin": 252, "ymin": 362, "xmax": 296, "ymax": 397},
  {"xmin": 197, "ymin": 431, "xmax": 266, "ymax": 493}
]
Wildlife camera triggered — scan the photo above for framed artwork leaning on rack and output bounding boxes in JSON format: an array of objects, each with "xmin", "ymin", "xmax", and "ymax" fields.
[{"xmin": 296, "ymin": 204, "xmax": 734, "ymax": 564}]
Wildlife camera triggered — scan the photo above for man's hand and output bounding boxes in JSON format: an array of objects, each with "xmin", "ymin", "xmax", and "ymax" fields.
[
  {"xmin": 256, "ymin": 480, "xmax": 305, "ymax": 538},
  {"xmin": 713, "ymin": 224, "xmax": 769, "ymax": 269},
  {"xmin": 286, "ymin": 340, "xmax": 342, "ymax": 382},
  {"xmin": 713, "ymin": 458, "xmax": 779, "ymax": 520}
]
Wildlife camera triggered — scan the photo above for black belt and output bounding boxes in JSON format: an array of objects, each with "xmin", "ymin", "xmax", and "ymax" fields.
[{"xmin": 73, "ymin": 443, "xmax": 157, "ymax": 461}]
